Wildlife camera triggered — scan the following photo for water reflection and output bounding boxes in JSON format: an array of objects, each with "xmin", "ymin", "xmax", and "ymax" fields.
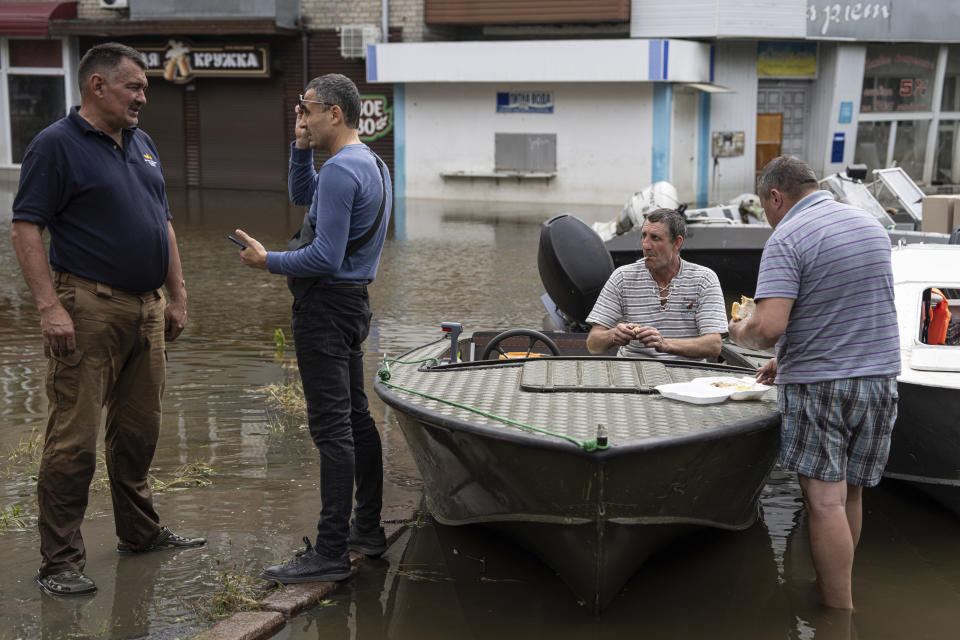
[{"xmin": 2, "ymin": 190, "xmax": 960, "ymax": 638}]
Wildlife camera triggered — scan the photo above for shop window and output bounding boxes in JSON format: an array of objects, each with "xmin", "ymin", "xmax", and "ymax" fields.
[
  {"xmin": 494, "ymin": 133, "xmax": 556, "ymax": 173},
  {"xmin": 854, "ymin": 121, "xmax": 891, "ymax": 174},
  {"xmin": 861, "ymin": 44, "xmax": 938, "ymax": 114},
  {"xmin": 8, "ymin": 75, "xmax": 65, "ymax": 163},
  {"xmin": 941, "ymin": 45, "xmax": 960, "ymax": 112},
  {"xmin": 891, "ymin": 120, "xmax": 929, "ymax": 180},
  {"xmin": 9, "ymin": 39, "xmax": 61, "ymax": 68},
  {"xmin": 933, "ymin": 121, "xmax": 960, "ymax": 185}
]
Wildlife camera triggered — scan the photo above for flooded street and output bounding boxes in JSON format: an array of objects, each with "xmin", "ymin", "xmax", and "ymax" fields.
[{"xmin": 2, "ymin": 186, "xmax": 959, "ymax": 639}]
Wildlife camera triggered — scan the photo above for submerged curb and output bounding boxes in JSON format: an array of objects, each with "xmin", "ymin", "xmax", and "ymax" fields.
[{"xmin": 191, "ymin": 511, "xmax": 415, "ymax": 640}]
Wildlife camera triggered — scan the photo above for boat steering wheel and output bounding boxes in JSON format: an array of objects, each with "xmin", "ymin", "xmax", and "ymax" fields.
[{"xmin": 481, "ymin": 329, "xmax": 561, "ymax": 360}]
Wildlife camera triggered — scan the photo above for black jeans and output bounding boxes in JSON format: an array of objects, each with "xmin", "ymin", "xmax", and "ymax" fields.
[{"xmin": 291, "ymin": 286, "xmax": 383, "ymax": 558}]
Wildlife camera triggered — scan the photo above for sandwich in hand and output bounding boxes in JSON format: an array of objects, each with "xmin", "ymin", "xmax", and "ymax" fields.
[{"xmin": 730, "ymin": 296, "xmax": 756, "ymax": 322}]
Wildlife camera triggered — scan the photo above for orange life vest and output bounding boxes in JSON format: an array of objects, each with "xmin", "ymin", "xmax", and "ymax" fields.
[{"xmin": 928, "ymin": 287, "xmax": 952, "ymax": 346}]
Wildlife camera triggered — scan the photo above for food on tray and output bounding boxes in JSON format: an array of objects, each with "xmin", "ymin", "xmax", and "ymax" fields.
[
  {"xmin": 710, "ymin": 380, "xmax": 741, "ymax": 388},
  {"xmin": 730, "ymin": 296, "xmax": 756, "ymax": 322},
  {"xmin": 710, "ymin": 380, "xmax": 754, "ymax": 391}
]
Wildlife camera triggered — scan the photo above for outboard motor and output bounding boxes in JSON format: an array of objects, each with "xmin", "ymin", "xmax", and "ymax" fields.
[
  {"xmin": 949, "ymin": 225, "xmax": 960, "ymax": 245},
  {"xmin": 538, "ymin": 214, "xmax": 616, "ymax": 332}
]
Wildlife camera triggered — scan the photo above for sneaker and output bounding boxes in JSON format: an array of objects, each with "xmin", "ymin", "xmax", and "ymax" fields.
[
  {"xmin": 36, "ymin": 569, "xmax": 97, "ymax": 597},
  {"xmin": 348, "ymin": 521, "xmax": 387, "ymax": 557},
  {"xmin": 261, "ymin": 537, "xmax": 351, "ymax": 584},
  {"xmin": 117, "ymin": 526, "xmax": 206, "ymax": 553}
]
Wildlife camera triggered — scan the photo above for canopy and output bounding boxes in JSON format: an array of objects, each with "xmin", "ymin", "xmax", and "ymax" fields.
[{"xmin": 0, "ymin": 2, "xmax": 76, "ymax": 37}]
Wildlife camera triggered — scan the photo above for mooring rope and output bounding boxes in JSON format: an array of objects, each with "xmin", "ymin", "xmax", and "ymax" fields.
[{"xmin": 377, "ymin": 357, "xmax": 609, "ymax": 452}]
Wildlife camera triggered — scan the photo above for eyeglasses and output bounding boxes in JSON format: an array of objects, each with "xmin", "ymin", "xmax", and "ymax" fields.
[{"xmin": 298, "ymin": 94, "xmax": 336, "ymax": 111}]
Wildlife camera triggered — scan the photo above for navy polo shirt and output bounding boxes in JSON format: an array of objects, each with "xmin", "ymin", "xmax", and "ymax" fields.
[{"xmin": 13, "ymin": 107, "xmax": 172, "ymax": 292}]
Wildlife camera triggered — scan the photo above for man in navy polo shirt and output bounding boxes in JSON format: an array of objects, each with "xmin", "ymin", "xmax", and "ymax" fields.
[{"xmin": 11, "ymin": 42, "xmax": 204, "ymax": 598}]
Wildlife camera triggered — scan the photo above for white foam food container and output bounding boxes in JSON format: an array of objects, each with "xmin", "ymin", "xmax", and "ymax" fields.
[{"xmin": 655, "ymin": 376, "xmax": 772, "ymax": 404}]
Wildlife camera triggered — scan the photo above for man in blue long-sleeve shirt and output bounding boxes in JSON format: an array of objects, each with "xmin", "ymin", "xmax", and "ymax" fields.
[{"xmin": 235, "ymin": 73, "xmax": 392, "ymax": 583}]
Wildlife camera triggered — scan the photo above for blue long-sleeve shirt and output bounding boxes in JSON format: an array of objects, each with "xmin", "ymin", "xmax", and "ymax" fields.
[{"xmin": 265, "ymin": 142, "xmax": 391, "ymax": 284}]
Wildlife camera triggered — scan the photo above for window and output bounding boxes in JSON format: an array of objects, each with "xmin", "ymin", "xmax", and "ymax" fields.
[
  {"xmin": 9, "ymin": 75, "xmax": 64, "ymax": 163},
  {"xmin": 0, "ymin": 37, "xmax": 70, "ymax": 166},
  {"xmin": 891, "ymin": 120, "xmax": 930, "ymax": 180},
  {"xmin": 935, "ymin": 46, "xmax": 960, "ymax": 186},
  {"xmin": 861, "ymin": 44, "xmax": 938, "ymax": 114},
  {"xmin": 933, "ymin": 122, "xmax": 960, "ymax": 185},
  {"xmin": 854, "ymin": 121, "xmax": 891, "ymax": 174},
  {"xmin": 941, "ymin": 45, "xmax": 960, "ymax": 113},
  {"xmin": 494, "ymin": 133, "xmax": 556, "ymax": 173},
  {"xmin": 858, "ymin": 44, "xmax": 943, "ymax": 184}
]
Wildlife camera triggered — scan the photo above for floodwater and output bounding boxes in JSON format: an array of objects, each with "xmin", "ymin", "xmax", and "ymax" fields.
[{"xmin": 1, "ymin": 185, "xmax": 958, "ymax": 639}]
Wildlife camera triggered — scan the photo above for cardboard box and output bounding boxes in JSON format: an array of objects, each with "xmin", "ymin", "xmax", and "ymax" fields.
[{"xmin": 921, "ymin": 195, "xmax": 959, "ymax": 234}]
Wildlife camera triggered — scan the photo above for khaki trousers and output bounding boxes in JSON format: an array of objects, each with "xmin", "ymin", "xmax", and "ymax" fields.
[{"xmin": 38, "ymin": 272, "xmax": 165, "ymax": 576}]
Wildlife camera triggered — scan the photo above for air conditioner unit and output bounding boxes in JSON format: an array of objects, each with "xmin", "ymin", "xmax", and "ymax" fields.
[
  {"xmin": 99, "ymin": 0, "xmax": 128, "ymax": 8},
  {"xmin": 339, "ymin": 24, "xmax": 380, "ymax": 59}
]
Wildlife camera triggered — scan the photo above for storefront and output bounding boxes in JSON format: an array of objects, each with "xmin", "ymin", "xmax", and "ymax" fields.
[
  {"xmin": 856, "ymin": 43, "xmax": 960, "ymax": 187},
  {"xmin": 0, "ymin": 1, "xmax": 79, "ymax": 178},
  {"xmin": 4, "ymin": 12, "xmax": 396, "ymax": 192},
  {"xmin": 65, "ymin": 30, "xmax": 396, "ymax": 191},
  {"xmin": 631, "ymin": 0, "xmax": 960, "ymax": 202}
]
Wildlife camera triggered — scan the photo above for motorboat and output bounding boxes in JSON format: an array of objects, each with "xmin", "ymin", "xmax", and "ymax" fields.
[
  {"xmin": 883, "ymin": 244, "xmax": 960, "ymax": 515},
  {"xmin": 374, "ymin": 327, "xmax": 780, "ymax": 613},
  {"xmin": 374, "ymin": 216, "xmax": 781, "ymax": 613},
  {"xmin": 602, "ymin": 169, "xmax": 953, "ymax": 295}
]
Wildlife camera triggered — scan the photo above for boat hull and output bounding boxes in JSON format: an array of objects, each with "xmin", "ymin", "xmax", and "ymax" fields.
[
  {"xmin": 391, "ymin": 407, "xmax": 780, "ymax": 611},
  {"xmin": 884, "ymin": 381, "xmax": 960, "ymax": 516}
]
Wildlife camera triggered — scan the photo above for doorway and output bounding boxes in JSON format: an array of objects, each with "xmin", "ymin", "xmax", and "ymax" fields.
[
  {"xmin": 756, "ymin": 113, "xmax": 783, "ymax": 177},
  {"xmin": 757, "ymin": 80, "xmax": 810, "ymax": 174}
]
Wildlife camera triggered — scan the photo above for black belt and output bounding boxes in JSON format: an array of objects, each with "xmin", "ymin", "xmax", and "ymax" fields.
[{"xmin": 319, "ymin": 283, "xmax": 367, "ymax": 289}]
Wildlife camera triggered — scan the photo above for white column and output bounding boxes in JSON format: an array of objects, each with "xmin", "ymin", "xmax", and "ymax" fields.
[{"xmin": 922, "ymin": 45, "xmax": 948, "ymax": 185}]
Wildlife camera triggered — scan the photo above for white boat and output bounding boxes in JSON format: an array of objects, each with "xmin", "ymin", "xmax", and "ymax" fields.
[
  {"xmin": 603, "ymin": 169, "xmax": 953, "ymax": 295},
  {"xmin": 883, "ymin": 244, "xmax": 960, "ymax": 515}
]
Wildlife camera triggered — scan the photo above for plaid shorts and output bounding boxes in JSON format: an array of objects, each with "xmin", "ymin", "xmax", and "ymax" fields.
[{"xmin": 778, "ymin": 376, "xmax": 898, "ymax": 486}]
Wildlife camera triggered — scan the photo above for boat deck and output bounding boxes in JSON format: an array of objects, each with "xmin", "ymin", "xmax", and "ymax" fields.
[{"xmin": 382, "ymin": 339, "xmax": 778, "ymax": 445}]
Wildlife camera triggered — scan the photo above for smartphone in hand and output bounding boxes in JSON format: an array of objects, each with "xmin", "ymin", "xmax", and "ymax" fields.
[{"xmin": 227, "ymin": 234, "xmax": 247, "ymax": 250}]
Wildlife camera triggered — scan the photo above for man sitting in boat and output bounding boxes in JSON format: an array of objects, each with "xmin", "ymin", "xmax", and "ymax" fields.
[{"xmin": 584, "ymin": 208, "xmax": 728, "ymax": 360}]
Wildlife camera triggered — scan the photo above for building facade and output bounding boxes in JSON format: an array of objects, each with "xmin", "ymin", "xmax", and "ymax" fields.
[
  {"xmin": 632, "ymin": 0, "xmax": 960, "ymax": 203},
  {"xmin": 366, "ymin": 0, "xmax": 960, "ymax": 208},
  {"xmin": 4, "ymin": 1, "xmax": 960, "ymax": 206},
  {"xmin": 1, "ymin": 0, "xmax": 404, "ymax": 189}
]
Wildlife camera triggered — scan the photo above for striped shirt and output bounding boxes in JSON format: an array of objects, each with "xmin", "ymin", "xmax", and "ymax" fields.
[
  {"xmin": 755, "ymin": 190, "xmax": 901, "ymax": 383},
  {"xmin": 586, "ymin": 258, "xmax": 727, "ymax": 360}
]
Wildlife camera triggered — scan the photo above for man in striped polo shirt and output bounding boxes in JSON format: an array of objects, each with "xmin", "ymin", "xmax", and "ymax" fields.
[
  {"xmin": 728, "ymin": 156, "xmax": 900, "ymax": 609},
  {"xmin": 585, "ymin": 208, "xmax": 727, "ymax": 360}
]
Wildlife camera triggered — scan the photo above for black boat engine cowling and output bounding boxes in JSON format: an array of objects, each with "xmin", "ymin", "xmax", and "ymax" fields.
[{"xmin": 538, "ymin": 214, "xmax": 616, "ymax": 329}]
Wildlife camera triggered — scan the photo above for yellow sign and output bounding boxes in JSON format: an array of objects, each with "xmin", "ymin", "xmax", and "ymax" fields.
[{"xmin": 758, "ymin": 41, "xmax": 817, "ymax": 78}]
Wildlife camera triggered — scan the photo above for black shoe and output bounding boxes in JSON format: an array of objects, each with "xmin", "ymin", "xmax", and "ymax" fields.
[
  {"xmin": 348, "ymin": 521, "xmax": 388, "ymax": 557},
  {"xmin": 117, "ymin": 526, "xmax": 206, "ymax": 553},
  {"xmin": 36, "ymin": 569, "xmax": 98, "ymax": 597},
  {"xmin": 261, "ymin": 537, "xmax": 351, "ymax": 584}
]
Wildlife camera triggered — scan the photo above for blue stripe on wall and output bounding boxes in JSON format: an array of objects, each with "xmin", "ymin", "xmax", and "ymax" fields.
[
  {"xmin": 697, "ymin": 92, "xmax": 711, "ymax": 207},
  {"xmin": 392, "ymin": 83, "xmax": 406, "ymax": 240},
  {"xmin": 662, "ymin": 40, "xmax": 669, "ymax": 80},
  {"xmin": 652, "ymin": 83, "xmax": 672, "ymax": 184},
  {"xmin": 648, "ymin": 40, "xmax": 662, "ymax": 81},
  {"xmin": 366, "ymin": 45, "xmax": 378, "ymax": 82}
]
